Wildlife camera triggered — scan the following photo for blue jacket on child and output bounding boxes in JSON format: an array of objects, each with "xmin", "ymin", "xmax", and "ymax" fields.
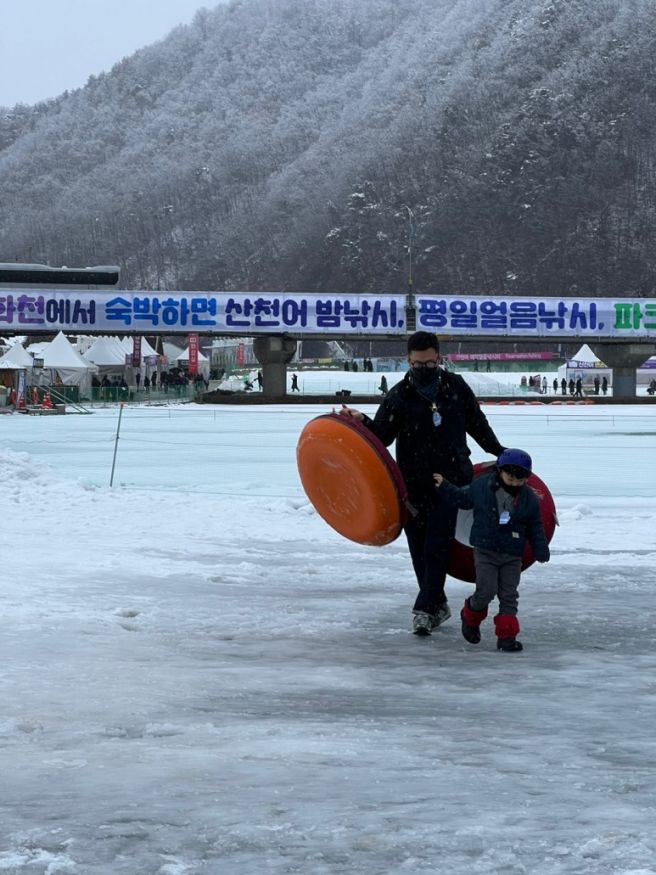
[{"xmin": 439, "ymin": 470, "xmax": 550, "ymax": 561}]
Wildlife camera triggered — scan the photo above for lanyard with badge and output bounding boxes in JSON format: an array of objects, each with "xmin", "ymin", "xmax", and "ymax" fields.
[{"xmin": 411, "ymin": 370, "xmax": 443, "ymax": 428}]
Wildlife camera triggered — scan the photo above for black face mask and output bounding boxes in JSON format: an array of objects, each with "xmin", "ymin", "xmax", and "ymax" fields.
[
  {"xmin": 501, "ymin": 481, "xmax": 522, "ymax": 496},
  {"xmin": 410, "ymin": 367, "xmax": 440, "ymax": 390}
]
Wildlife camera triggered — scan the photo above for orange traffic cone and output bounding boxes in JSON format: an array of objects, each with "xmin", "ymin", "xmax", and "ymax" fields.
[{"xmin": 42, "ymin": 393, "xmax": 53, "ymax": 410}]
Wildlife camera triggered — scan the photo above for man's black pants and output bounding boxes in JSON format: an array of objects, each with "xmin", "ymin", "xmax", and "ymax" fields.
[{"xmin": 404, "ymin": 492, "xmax": 458, "ymax": 615}]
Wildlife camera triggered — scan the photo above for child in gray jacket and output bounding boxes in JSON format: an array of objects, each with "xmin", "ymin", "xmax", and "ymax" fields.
[{"xmin": 433, "ymin": 448, "xmax": 550, "ymax": 652}]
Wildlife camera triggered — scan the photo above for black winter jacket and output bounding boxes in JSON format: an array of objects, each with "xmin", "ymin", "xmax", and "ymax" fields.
[
  {"xmin": 439, "ymin": 471, "xmax": 550, "ymax": 561},
  {"xmin": 363, "ymin": 370, "xmax": 505, "ymax": 507}
]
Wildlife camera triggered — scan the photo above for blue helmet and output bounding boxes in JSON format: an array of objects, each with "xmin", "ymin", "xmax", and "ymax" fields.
[{"xmin": 497, "ymin": 448, "xmax": 532, "ymax": 474}]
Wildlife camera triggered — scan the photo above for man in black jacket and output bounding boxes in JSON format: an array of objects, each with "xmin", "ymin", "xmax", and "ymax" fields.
[{"xmin": 339, "ymin": 331, "xmax": 505, "ymax": 635}]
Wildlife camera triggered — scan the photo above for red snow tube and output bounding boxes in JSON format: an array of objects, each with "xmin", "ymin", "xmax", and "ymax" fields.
[
  {"xmin": 296, "ymin": 413, "xmax": 408, "ymax": 546},
  {"xmin": 448, "ymin": 461, "xmax": 558, "ymax": 583}
]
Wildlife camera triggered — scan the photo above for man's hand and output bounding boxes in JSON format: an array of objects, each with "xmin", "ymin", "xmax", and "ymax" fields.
[
  {"xmin": 337, "ymin": 404, "xmax": 364, "ymax": 422},
  {"xmin": 433, "ymin": 473, "xmax": 444, "ymax": 487}
]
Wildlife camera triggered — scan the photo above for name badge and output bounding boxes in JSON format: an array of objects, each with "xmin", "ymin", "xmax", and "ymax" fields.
[{"xmin": 499, "ymin": 511, "xmax": 511, "ymax": 525}]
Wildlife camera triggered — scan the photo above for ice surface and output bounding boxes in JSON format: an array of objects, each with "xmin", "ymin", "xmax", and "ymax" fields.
[{"xmin": 1, "ymin": 388, "xmax": 655, "ymax": 874}]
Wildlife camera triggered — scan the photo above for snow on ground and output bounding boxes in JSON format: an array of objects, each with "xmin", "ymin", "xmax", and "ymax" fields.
[{"xmin": 1, "ymin": 379, "xmax": 656, "ymax": 874}]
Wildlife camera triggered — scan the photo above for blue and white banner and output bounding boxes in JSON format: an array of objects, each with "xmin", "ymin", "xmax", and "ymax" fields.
[
  {"xmin": 0, "ymin": 290, "xmax": 655, "ymax": 337},
  {"xmin": 417, "ymin": 296, "xmax": 656, "ymax": 338},
  {"xmin": 0, "ymin": 290, "xmax": 406, "ymax": 334}
]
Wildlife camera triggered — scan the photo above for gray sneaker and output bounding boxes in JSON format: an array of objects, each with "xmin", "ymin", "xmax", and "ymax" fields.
[
  {"xmin": 433, "ymin": 602, "xmax": 452, "ymax": 627},
  {"xmin": 412, "ymin": 611, "xmax": 435, "ymax": 636},
  {"xmin": 412, "ymin": 603, "xmax": 451, "ymax": 636}
]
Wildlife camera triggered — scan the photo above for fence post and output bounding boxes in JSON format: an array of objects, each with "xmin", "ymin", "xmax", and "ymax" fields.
[{"xmin": 110, "ymin": 402, "xmax": 125, "ymax": 487}]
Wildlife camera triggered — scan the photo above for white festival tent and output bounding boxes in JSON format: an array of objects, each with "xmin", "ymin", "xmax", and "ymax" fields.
[
  {"xmin": 557, "ymin": 343, "xmax": 656, "ymax": 390},
  {"xmin": 174, "ymin": 345, "xmax": 210, "ymax": 378},
  {"xmin": 119, "ymin": 336, "xmax": 161, "ymax": 377},
  {"xmin": 0, "ymin": 343, "xmax": 34, "ymax": 370},
  {"xmin": 32, "ymin": 332, "xmax": 97, "ymax": 390},
  {"xmin": 557, "ymin": 343, "xmax": 611, "ymax": 391},
  {"xmin": 82, "ymin": 336, "xmax": 129, "ymax": 375}
]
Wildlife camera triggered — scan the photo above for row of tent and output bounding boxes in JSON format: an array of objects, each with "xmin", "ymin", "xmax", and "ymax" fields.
[{"xmin": 0, "ymin": 332, "xmax": 210, "ymax": 390}]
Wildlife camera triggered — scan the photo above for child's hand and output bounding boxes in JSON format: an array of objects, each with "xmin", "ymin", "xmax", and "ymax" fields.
[
  {"xmin": 433, "ymin": 473, "xmax": 444, "ymax": 487},
  {"xmin": 338, "ymin": 404, "xmax": 364, "ymax": 421}
]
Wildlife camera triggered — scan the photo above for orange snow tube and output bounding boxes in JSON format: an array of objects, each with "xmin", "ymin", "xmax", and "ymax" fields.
[{"xmin": 296, "ymin": 413, "xmax": 408, "ymax": 546}]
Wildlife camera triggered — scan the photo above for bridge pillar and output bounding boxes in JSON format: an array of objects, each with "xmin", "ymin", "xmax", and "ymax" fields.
[
  {"xmin": 253, "ymin": 335, "xmax": 297, "ymax": 397},
  {"xmin": 590, "ymin": 342, "xmax": 655, "ymax": 399}
]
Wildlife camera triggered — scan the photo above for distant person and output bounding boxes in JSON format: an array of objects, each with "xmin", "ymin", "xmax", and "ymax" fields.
[
  {"xmin": 541, "ymin": 376, "xmax": 547, "ymax": 395},
  {"xmin": 486, "ymin": 359, "xmax": 491, "ymax": 373},
  {"xmin": 602, "ymin": 376, "xmax": 609, "ymax": 395},
  {"xmin": 553, "ymin": 377, "xmax": 558, "ymax": 394},
  {"xmin": 433, "ymin": 448, "xmax": 550, "ymax": 652},
  {"xmin": 291, "ymin": 373, "xmax": 300, "ymax": 393},
  {"xmin": 593, "ymin": 376, "xmax": 600, "ymax": 395},
  {"xmin": 378, "ymin": 375, "xmax": 388, "ymax": 395},
  {"xmin": 339, "ymin": 331, "xmax": 506, "ymax": 636},
  {"xmin": 151, "ymin": 372, "xmax": 157, "ymax": 390},
  {"xmin": 568, "ymin": 378, "xmax": 575, "ymax": 396},
  {"xmin": 575, "ymin": 376, "xmax": 583, "ymax": 397},
  {"xmin": 256, "ymin": 370, "xmax": 263, "ymax": 390},
  {"xmin": 561, "ymin": 378, "xmax": 567, "ymax": 396},
  {"xmin": 474, "ymin": 360, "xmax": 479, "ymax": 372},
  {"xmin": 648, "ymin": 379, "xmax": 656, "ymax": 396},
  {"xmin": 135, "ymin": 372, "xmax": 141, "ymax": 389},
  {"xmin": 143, "ymin": 375, "xmax": 150, "ymax": 391}
]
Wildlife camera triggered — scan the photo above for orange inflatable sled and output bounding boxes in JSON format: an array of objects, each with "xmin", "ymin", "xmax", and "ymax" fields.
[{"xmin": 296, "ymin": 413, "xmax": 409, "ymax": 546}]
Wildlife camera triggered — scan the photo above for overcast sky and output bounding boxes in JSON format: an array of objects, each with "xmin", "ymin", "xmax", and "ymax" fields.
[{"xmin": 0, "ymin": 0, "xmax": 222, "ymax": 107}]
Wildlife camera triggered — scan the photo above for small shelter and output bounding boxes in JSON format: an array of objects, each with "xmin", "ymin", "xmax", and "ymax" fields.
[
  {"xmin": 557, "ymin": 344, "xmax": 611, "ymax": 393},
  {"xmin": 82, "ymin": 336, "xmax": 129, "ymax": 377},
  {"xmin": 34, "ymin": 331, "xmax": 97, "ymax": 391},
  {"xmin": 120, "ymin": 336, "xmax": 161, "ymax": 379},
  {"xmin": 175, "ymin": 345, "xmax": 210, "ymax": 378},
  {"xmin": 0, "ymin": 343, "xmax": 33, "ymax": 389}
]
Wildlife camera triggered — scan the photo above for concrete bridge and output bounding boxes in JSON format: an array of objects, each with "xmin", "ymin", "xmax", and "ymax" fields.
[{"xmin": 1, "ymin": 265, "xmax": 654, "ymax": 399}]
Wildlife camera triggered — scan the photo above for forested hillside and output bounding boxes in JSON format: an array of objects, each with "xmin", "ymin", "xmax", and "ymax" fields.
[{"xmin": 1, "ymin": 0, "xmax": 655, "ymax": 296}]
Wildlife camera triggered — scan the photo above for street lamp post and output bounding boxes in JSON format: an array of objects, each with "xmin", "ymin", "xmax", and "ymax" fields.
[{"xmin": 404, "ymin": 206, "xmax": 416, "ymax": 332}]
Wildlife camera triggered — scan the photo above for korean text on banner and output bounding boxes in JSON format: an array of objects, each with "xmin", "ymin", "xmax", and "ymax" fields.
[{"xmin": 188, "ymin": 334, "xmax": 199, "ymax": 375}]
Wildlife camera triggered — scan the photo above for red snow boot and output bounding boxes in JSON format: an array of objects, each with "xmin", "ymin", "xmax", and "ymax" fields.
[
  {"xmin": 494, "ymin": 614, "xmax": 523, "ymax": 652},
  {"xmin": 460, "ymin": 598, "xmax": 488, "ymax": 644}
]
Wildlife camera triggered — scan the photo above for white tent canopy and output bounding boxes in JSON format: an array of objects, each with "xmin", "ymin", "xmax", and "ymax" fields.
[
  {"xmin": 120, "ymin": 336, "xmax": 159, "ymax": 359},
  {"xmin": 569, "ymin": 344, "xmax": 606, "ymax": 366},
  {"xmin": 175, "ymin": 345, "xmax": 210, "ymax": 378},
  {"xmin": 82, "ymin": 336, "xmax": 127, "ymax": 369},
  {"xmin": 0, "ymin": 343, "xmax": 34, "ymax": 370},
  {"xmin": 162, "ymin": 341, "xmax": 184, "ymax": 363},
  {"xmin": 34, "ymin": 332, "xmax": 97, "ymax": 389}
]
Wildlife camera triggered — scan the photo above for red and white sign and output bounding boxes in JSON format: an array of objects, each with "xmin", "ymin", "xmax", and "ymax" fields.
[
  {"xmin": 188, "ymin": 334, "xmax": 199, "ymax": 375},
  {"xmin": 236, "ymin": 342, "xmax": 245, "ymax": 367},
  {"xmin": 132, "ymin": 336, "xmax": 142, "ymax": 368}
]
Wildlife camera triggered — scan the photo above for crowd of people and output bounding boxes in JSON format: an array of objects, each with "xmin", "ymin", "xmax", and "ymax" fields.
[
  {"xmin": 90, "ymin": 369, "xmax": 210, "ymax": 401},
  {"xmin": 520, "ymin": 373, "xmax": 610, "ymax": 396}
]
